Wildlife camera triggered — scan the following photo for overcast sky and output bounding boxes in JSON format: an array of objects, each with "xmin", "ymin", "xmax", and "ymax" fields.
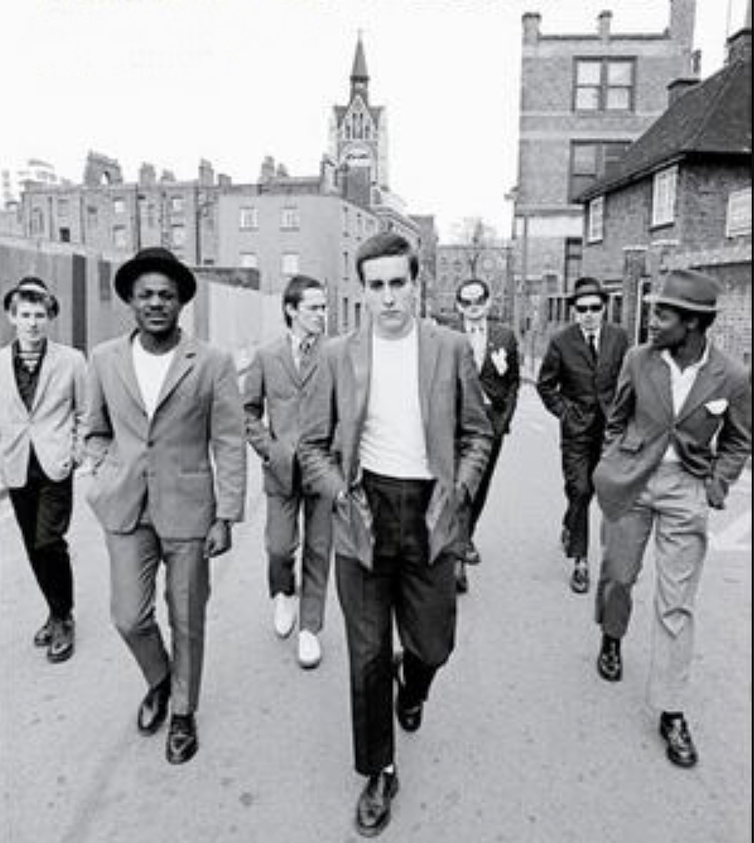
[{"xmin": 0, "ymin": 0, "xmax": 747, "ymax": 240}]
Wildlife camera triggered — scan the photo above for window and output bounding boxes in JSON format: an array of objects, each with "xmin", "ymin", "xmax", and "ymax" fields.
[
  {"xmin": 342, "ymin": 205, "xmax": 349, "ymax": 236},
  {"xmin": 282, "ymin": 252, "xmax": 299, "ymax": 276},
  {"xmin": 240, "ymin": 252, "xmax": 258, "ymax": 269},
  {"xmin": 564, "ymin": 238, "xmax": 583, "ymax": 288},
  {"xmin": 57, "ymin": 198, "xmax": 69, "ymax": 217},
  {"xmin": 569, "ymin": 141, "xmax": 631, "ymax": 201},
  {"xmin": 112, "ymin": 197, "xmax": 126, "ymax": 215},
  {"xmin": 651, "ymin": 166, "xmax": 678, "ymax": 227},
  {"xmin": 86, "ymin": 206, "xmax": 98, "ymax": 229},
  {"xmin": 170, "ymin": 196, "xmax": 184, "ymax": 214},
  {"xmin": 281, "ymin": 207, "xmax": 300, "ymax": 230},
  {"xmin": 343, "ymin": 251, "xmax": 350, "ymax": 278},
  {"xmin": 239, "ymin": 206, "xmax": 258, "ymax": 230},
  {"xmin": 726, "ymin": 188, "xmax": 752, "ymax": 237},
  {"xmin": 574, "ymin": 58, "xmax": 635, "ymax": 112},
  {"xmin": 112, "ymin": 225, "xmax": 128, "ymax": 249},
  {"xmin": 171, "ymin": 224, "xmax": 186, "ymax": 247},
  {"xmin": 587, "ymin": 197, "xmax": 604, "ymax": 243},
  {"xmin": 354, "ymin": 302, "xmax": 362, "ymax": 329}
]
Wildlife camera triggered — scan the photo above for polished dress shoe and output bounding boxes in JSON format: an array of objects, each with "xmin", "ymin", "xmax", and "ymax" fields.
[
  {"xmin": 570, "ymin": 558, "xmax": 589, "ymax": 594},
  {"xmin": 166, "ymin": 714, "xmax": 198, "ymax": 764},
  {"xmin": 596, "ymin": 634, "xmax": 622, "ymax": 682},
  {"xmin": 465, "ymin": 542, "xmax": 481, "ymax": 566},
  {"xmin": 137, "ymin": 675, "xmax": 171, "ymax": 735},
  {"xmin": 355, "ymin": 768, "xmax": 399, "ymax": 837},
  {"xmin": 34, "ymin": 616, "xmax": 53, "ymax": 647},
  {"xmin": 393, "ymin": 653, "xmax": 423, "ymax": 733},
  {"xmin": 47, "ymin": 615, "xmax": 75, "ymax": 663},
  {"xmin": 454, "ymin": 560, "xmax": 469, "ymax": 594},
  {"xmin": 659, "ymin": 713, "xmax": 698, "ymax": 768}
]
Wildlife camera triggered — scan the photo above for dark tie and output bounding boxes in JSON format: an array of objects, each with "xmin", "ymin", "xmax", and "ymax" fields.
[{"xmin": 587, "ymin": 333, "xmax": 598, "ymax": 364}]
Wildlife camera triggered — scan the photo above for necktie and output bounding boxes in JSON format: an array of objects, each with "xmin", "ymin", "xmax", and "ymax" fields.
[
  {"xmin": 297, "ymin": 338, "xmax": 312, "ymax": 371},
  {"xmin": 587, "ymin": 333, "xmax": 598, "ymax": 364}
]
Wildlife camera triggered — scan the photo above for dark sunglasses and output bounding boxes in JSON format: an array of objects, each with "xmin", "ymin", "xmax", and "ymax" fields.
[
  {"xmin": 575, "ymin": 303, "xmax": 604, "ymax": 313},
  {"xmin": 458, "ymin": 294, "xmax": 488, "ymax": 307}
]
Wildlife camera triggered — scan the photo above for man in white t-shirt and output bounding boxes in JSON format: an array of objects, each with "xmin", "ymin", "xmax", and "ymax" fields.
[
  {"xmin": 85, "ymin": 247, "xmax": 246, "ymax": 766},
  {"xmin": 300, "ymin": 233, "xmax": 492, "ymax": 837}
]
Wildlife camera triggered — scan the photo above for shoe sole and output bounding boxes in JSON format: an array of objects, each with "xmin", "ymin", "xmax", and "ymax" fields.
[
  {"xmin": 596, "ymin": 657, "xmax": 622, "ymax": 682},
  {"xmin": 47, "ymin": 646, "xmax": 74, "ymax": 663},
  {"xmin": 355, "ymin": 778, "xmax": 400, "ymax": 838},
  {"xmin": 659, "ymin": 726, "xmax": 698, "ymax": 768},
  {"xmin": 166, "ymin": 741, "xmax": 198, "ymax": 765}
]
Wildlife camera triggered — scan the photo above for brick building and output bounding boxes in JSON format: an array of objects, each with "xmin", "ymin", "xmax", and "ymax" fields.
[
  {"xmin": 512, "ymin": 1, "xmax": 698, "ymax": 313},
  {"xmin": 432, "ymin": 243, "xmax": 513, "ymax": 323},
  {"xmin": 579, "ymin": 24, "xmax": 752, "ymax": 365}
]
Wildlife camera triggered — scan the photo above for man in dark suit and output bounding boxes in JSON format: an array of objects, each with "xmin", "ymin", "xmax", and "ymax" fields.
[
  {"xmin": 85, "ymin": 247, "xmax": 246, "ymax": 765},
  {"xmin": 299, "ymin": 233, "xmax": 492, "ymax": 837},
  {"xmin": 243, "ymin": 274, "xmax": 332, "ymax": 669},
  {"xmin": 537, "ymin": 277, "xmax": 629, "ymax": 594},
  {"xmin": 593, "ymin": 269, "xmax": 751, "ymax": 768},
  {"xmin": 452, "ymin": 278, "xmax": 520, "ymax": 593}
]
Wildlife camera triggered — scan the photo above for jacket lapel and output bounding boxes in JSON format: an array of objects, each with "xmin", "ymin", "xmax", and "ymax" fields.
[
  {"xmin": 418, "ymin": 320, "xmax": 440, "ymax": 431},
  {"xmin": 646, "ymin": 350, "xmax": 674, "ymax": 417},
  {"xmin": 0, "ymin": 346, "xmax": 29, "ymax": 418},
  {"xmin": 279, "ymin": 336, "xmax": 299, "ymax": 386},
  {"xmin": 29, "ymin": 342, "xmax": 57, "ymax": 413},
  {"xmin": 676, "ymin": 346, "xmax": 727, "ymax": 424},
  {"xmin": 297, "ymin": 335, "xmax": 321, "ymax": 387},
  {"xmin": 154, "ymin": 332, "xmax": 197, "ymax": 413},
  {"xmin": 114, "ymin": 334, "xmax": 148, "ymax": 415}
]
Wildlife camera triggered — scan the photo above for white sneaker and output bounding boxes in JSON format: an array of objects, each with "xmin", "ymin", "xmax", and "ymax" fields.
[
  {"xmin": 297, "ymin": 630, "xmax": 322, "ymax": 669},
  {"xmin": 273, "ymin": 594, "xmax": 297, "ymax": 639}
]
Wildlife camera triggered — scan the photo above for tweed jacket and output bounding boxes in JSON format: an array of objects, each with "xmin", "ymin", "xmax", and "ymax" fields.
[
  {"xmin": 84, "ymin": 331, "xmax": 246, "ymax": 539},
  {"xmin": 298, "ymin": 318, "xmax": 493, "ymax": 569},
  {"xmin": 0, "ymin": 341, "xmax": 87, "ymax": 488},
  {"xmin": 243, "ymin": 333, "xmax": 324, "ymax": 498},
  {"xmin": 594, "ymin": 343, "xmax": 752, "ymax": 522},
  {"xmin": 537, "ymin": 322, "xmax": 630, "ymax": 439}
]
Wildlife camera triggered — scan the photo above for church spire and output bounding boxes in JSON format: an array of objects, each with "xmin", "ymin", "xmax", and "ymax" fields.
[{"xmin": 350, "ymin": 32, "xmax": 369, "ymax": 99}]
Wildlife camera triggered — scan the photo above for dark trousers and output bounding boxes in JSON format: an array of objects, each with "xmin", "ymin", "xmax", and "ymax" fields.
[
  {"xmin": 336, "ymin": 470, "xmax": 457, "ymax": 776},
  {"xmin": 9, "ymin": 453, "xmax": 74, "ymax": 619},
  {"xmin": 469, "ymin": 433, "xmax": 504, "ymax": 538},
  {"xmin": 561, "ymin": 420, "xmax": 605, "ymax": 559}
]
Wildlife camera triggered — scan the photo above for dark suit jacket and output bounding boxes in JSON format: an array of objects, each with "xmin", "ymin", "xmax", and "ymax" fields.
[
  {"xmin": 85, "ymin": 331, "xmax": 247, "ymax": 539},
  {"xmin": 537, "ymin": 322, "xmax": 629, "ymax": 439},
  {"xmin": 243, "ymin": 334, "xmax": 323, "ymax": 497},
  {"xmin": 468, "ymin": 321, "xmax": 520, "ymax": 436},
  {"xmin": 594, "ymin": 343, "xmax": 752, "ymax": 521},
  {"xmin": 298, "ymin": 319, "xmax": 493, "ymax": 569}
]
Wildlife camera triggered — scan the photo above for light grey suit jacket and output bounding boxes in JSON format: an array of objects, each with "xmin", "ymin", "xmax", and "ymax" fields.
[
  {"xmin": 594, "ymin": 343, "xmax": 751, "ymax": 522},
  {"xmin": 85, "ymin": 331, "xmax": 246, "ymax": 539},
  {"xmin": 0, "ymin": 341, "xmax": 87, "ymax": 488},
  {"xmin": 299, "ymin": 319, "xmax": 493, "ymax": 568},
  {"xmin": 243, "ymin": 334, "xmax": 323, "ymax": 497}
]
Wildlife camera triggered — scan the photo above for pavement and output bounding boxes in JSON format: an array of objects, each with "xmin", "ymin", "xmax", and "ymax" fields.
[{"xmin": 1, "ymin": 383, "xmax": 751, "ymax": 843}]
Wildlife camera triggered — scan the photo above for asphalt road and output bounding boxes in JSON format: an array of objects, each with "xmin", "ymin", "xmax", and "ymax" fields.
[{"xmin": 1, "ymin": 383, "xmax": 751, "ymax": 843}]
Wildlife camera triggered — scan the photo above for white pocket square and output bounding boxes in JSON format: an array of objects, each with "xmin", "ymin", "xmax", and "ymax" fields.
[{"xmin": 704, "ymin": 399, "xmax": 728, "ymax": 415}]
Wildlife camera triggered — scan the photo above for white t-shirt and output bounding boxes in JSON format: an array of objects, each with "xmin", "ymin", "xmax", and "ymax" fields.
[
  {"xmin": 660, "ymin": 343, "xmax": 709, "ymax": 463},
  {"xmin": 359, "ymin": 323, "xmax": 433, "ymax": 480},
  {"xmin": 132, "ymin": 336, "xmax": 176, "ymax": 419}
]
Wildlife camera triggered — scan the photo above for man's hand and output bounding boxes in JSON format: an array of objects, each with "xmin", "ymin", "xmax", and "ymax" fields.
[
  {"xmin": 490, "ymin": 347, "xmax": 508, "ymax": 376},
  {"xmin": 705, "ymin": 477, "xmax": 727, "ymax": 510},
  {"xmin": 204, "ymin": 519, "xmax": 232, "ymax": 558}
]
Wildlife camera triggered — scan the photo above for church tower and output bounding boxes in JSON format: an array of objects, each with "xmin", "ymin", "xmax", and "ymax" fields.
[{"xmin": 329, "ymin": 34, "xmax": 389, "ymax": 196}]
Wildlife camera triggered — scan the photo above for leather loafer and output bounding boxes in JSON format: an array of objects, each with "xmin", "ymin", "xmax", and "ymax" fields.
[
  {"xmin": 355, "ymin": 768, "xmax": 399, "ymax": 837},
  {"xmin": 596, "ymin": 634, "xmax": 622, "ymax": 682},
  {"xmin": 34, "ymin": 616, "xmax": 53, "ymax": 648},
  {"xmin": 137, "ymin": 675, "xmax": 171, "ymax": 735},
  {"xmin": 570, "ymin": 558, "xmax": 589, "ymax": 594},
  {"xmin": 454, "ymin": 560, "xmax": 469, "ymax": 594},
  {"xmin": 166, "ymin": 714, "xmax": 198, "ymax": 765},
  {"xmin": 660, "ymin": 714, "xmax": 698, "ymax": 768},
  {"xmin": 393, "ymin": 653, "xmax": 423, "ymax": 733},
  {"xmin": 47, "ymin": 616, "xmax": 75, "ymax": 663}
]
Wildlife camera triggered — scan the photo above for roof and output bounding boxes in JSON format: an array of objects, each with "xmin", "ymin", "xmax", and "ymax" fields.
[
  {"xmin": 579, "ymin": 47, "xmax": 752, "ymax": 201},
  {"xmin": 351, "ymin": 37, "xmax": 369, "ymax": 81}
]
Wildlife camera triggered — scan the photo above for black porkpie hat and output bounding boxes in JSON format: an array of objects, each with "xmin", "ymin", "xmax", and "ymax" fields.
[
  {"xmin": 567, "ymin": 276, "xmax": 609, "ymax": 306},
  {"xmin": 3, "ymin": 276, "xmax": 60, "ymax": 317},
  {"xmin": 114, "ymin": 247, "xmax": 197, "ymax": 303}
]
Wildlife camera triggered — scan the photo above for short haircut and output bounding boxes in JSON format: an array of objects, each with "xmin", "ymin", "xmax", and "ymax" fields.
[
  {"xmin": 282, "ymin": 274, "xmax": 325, "ymax": 327},
  {"xmin": 355, "ymin": 232, "xmax": 419, "ymax": 284},
  {"xmin": 456, "ymin": 278, "xmax": 491, "ymax": 303}
]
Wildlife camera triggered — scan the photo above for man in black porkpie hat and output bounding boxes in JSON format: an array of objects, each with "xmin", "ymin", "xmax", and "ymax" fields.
[
  {"xmin": 0, "ymin": 277, "xmax": 86, "ymax": 663},
  {"xmin": 84, "ymin": 247, "xmax": 246, "ymax": 764},
  {"xmin": 592, "ymin": 268, "xmax": 751, "ymax": 768},
  {"xmin": 537, "ymin": 277, "xmax": 630, "ymax": 594}
]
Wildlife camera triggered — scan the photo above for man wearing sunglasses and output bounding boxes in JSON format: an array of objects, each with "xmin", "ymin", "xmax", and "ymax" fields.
[
  {"xmin": 537, "ymin": 277, "xmax": 629, "ymax": 594},
  {"xmin": 453, "ymin": 278, "xmax": 520, "ymax": 593}
]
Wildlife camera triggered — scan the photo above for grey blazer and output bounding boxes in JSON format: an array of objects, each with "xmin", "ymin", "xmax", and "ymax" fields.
[{"xmin": 0, "ymin": 341, "xmax": 87, "ymax": 488}]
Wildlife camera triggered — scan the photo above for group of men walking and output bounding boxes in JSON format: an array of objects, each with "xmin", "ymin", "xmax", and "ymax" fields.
[{"xmin": 1, "ymin": 233, "xmax": 750, "ymax": 837}]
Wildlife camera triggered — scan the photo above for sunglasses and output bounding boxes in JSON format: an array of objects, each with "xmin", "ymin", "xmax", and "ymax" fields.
[
  {"xmin": 574, "ymin": 303, "xmax": 604, "ymax": 313},
  {"xmin": 458, "ymin": 295, "xmax": 488, "ymax": 307}
]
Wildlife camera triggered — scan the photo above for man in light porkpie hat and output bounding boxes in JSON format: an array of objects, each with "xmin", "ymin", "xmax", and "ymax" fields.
[
  {"xmin": 84, "ymin": 247, "xmax": 246, "ymax": 764},
  {"xmin": 592, "ymin": 268, "xmax": 751, "ymax": 769}
]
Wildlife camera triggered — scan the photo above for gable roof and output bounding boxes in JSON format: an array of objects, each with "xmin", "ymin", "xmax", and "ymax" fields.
[{"xmin": 579, "ymin": 49, "xmax": 752, "ymax": 201}]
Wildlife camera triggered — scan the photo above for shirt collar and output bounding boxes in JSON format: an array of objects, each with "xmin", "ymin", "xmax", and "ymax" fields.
[
  {"xmin": 661, "ymin": 341, "xmax": 710, "ymax": 375},
  {"xmin": 464, "ymin": 318, "xmax": 487, "ymax": 335}
]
